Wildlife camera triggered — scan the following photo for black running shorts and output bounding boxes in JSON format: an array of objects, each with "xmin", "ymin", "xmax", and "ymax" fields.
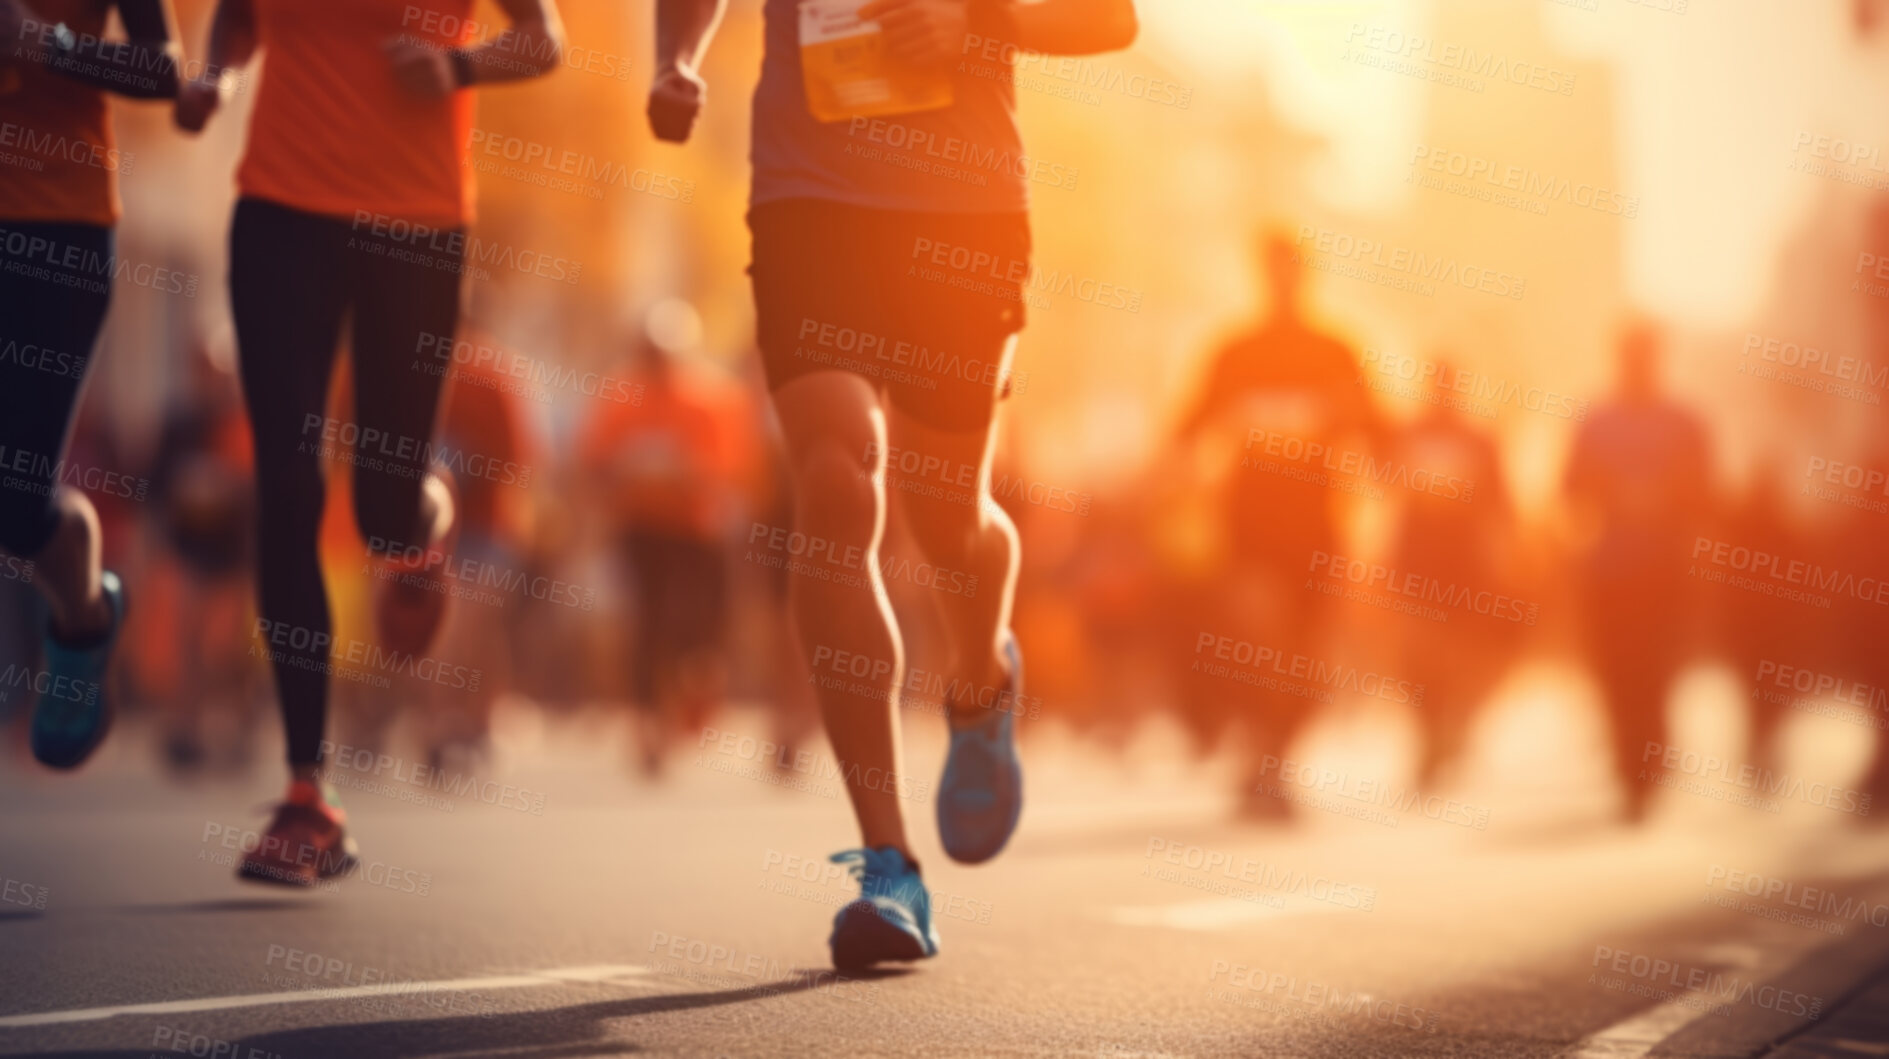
[{"xmin": 748, "ymin": 198, "xmax": 1031, "ymax": 434}]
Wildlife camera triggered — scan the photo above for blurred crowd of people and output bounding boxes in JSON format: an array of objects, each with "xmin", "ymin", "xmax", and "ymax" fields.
[{"xmin": 8, "ymin": 224, "xmax": 1889, "ymax": 829}]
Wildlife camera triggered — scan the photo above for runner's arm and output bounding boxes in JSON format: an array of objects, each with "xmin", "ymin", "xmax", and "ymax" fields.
[
  {"xmin": 5, "ymin": 0, "xmax": 181, "ymax": 98},
  {"xmin": 172, "ymin": 0, "xmax": 253, "ymax": 131},
  {"xmin": 459, "ymin": 0, "xmax": 564, "ymax": 83},
  {"xmin": 648, "ymin": 0, "xmax": 724, "ymax": 143}
]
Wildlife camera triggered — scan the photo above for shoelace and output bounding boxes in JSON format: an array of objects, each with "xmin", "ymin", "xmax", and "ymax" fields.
[
  {"xmin": 831, "ymin": 847, "xmax": 895, "ymax": 881},
  {"xmin": 831, "ymin": 848, "xmax": 922, "ymax": 905}
]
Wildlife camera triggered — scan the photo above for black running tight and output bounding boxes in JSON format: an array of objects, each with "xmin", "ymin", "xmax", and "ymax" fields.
[
  {"xmin": 0, "ymin": 221, "xmax": 114, "ymax": 557},
  {"xmin": 229, "ymin": 197, "xmax": 463, "ymax": 765}
]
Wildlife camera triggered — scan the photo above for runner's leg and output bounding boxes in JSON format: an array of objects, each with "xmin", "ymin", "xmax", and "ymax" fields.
[
  {"xmin": 346, "ymin": 236, "xmax": 461, "ymax": 560},
  {"xmin": 884, "ymin": 342, "xmax": 1019, "ymax": 714},
  {"xmin": 0, "ymin": 223, "xmax": 115, "ymax": 642},
  {"xmin": 230, "ymin": 199, "xmax": 349, "ymax": 776},
  {"xmin": 771, "ymin": 369, "xmax": 912, "ymax": 858}
]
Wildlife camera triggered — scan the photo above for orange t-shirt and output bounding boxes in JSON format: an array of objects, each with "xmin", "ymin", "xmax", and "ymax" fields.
[
  {"xmin": 0, "ymin": 0, "xmax": 121, "ymax": 226},
  {"xmin": 238, "ymin": 0, "xmax": 478, "ymax": 228}
]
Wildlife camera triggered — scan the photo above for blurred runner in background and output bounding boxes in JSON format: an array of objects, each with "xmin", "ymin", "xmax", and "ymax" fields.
[
  {"xmin": 1562, "ymin": 322, "xmax": 1714, "ymax": 824},
  {"xmin": 1387, "ymin": 364, "xmax": 1520, "ymax": 791},
  {"xmin": 0, "ymin": 0, "xmax": 180, "ymax": 769},
  {"xmin": 406, "ymin": 316, "xmax": 536, "ymax": 774},
  {"xmin": 137, "ymin": 335, "xmax": 258, "ymax": 773},
  {"xmin": 580, "ymin": 300, "xmax": 756, "ymax": 775},
  {"xmin": 1171, "ymin": 230, "xmax": 1382, "ymax": 816}
]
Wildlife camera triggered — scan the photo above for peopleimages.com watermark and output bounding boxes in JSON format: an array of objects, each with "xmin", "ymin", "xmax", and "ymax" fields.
[
  {"xmin": 757, "ymin": 848, "xmax": 994, "ymax": 925},
  {"xmin": 1789, "ymin": 131, "xmax": 1889, "ymax": 192},
  {"xmin": 12, "ymin": 18, "xmax": 250, "ymax": 98},
  {"xmin": 1241, "ymin": 427, "xmax": 1475, "ymax": 504},
  {"xmin": 1640, "ymin": 741, "xmax": 1870, "ymax": 816},
  {"xmin": 0, "ymin": 443, "xmax": 149, "ymax": 506},
  {"xmin": 465, "ymin": 128, "xmax": 694, "ymax": 204},
  {"xmin": 1308, "ymin": 550, "xmax": 1540, "ymax": 626},
  {"xmin": 1342, "ymin": 23, "xmax": 1575, "ymax": 97},
  {"xmin": 1407, "ymin": 143, "xmax": 1638, "ymax": 219},
  {"xmin": 1357, "ymin": 347, "xmax": 1588, "ymax": 422},
  {"xmin": 201, "ymin": 825, "xmax": 433, "ymax": 897},
  {"xmin": 1752, "ymin": 658, "xmax": 1889, "ymax": 733},
  {"xmin": 348, "ymin": 211, "xmax": 582, "ymax": 286},
  {"xmin": 1737, "ymin": 331, "xmax": 1886, "ymax": 406},
  {"xmin": 0, "ymin": 334, "xmax": 89, "ymax": 379},
  {"xmin": 299, "ymin": 413, "xmax": 534, "ymax": 490},
  {"xmin": 805, "ymin": 643, "xmax": 1042, "ymax": 723},
  {"xmin": 1688, "ymin": 536, "xmax": 1889, "ymax": 611},
  {"xmin": 364, "ymin": 536, "xmax": 597, "ymax": 612},
  {"xmin": 1192, "ymin": 632, "xmax": 1423, "ymax": 707},
  {"xmin": 0, "ymin": 118, "xmax": 129, "ymax": 175},
  {"xmin": 399, "ymin": 4, "xmax": 635, "ymax": 82},
  {"xmin": 744, "ymin": 520, "xmax": 982, "ymax": 596},
  {"xmin": 843, "ymin": 116, "xmax": 1080, "ymax": 193},
  {"xmin": 414, "ymin": 330, "xmax": 642, "ymax": 408},
  {"xmin": 149, "ymin": 1024, "xmax": 288, "ymax": 1059},
  {"xmin": 258, "ymin": 944, "xmax": 496, "ymax": 1019},
  {"xmin": 1144, "ymin": 838, "xmax": 1376, "ymax": 911},
  {"xmin": 1294, "ymin": 225, "xmax": 1526, "ymax": 301},
  {"xmin": 0, "ymin": 662, "xmax": 97, "ymax": 712},
  {"xmin": 1254, "ymin": 755, "xmax": 1492, "ymax": 830},
  {"xmin": 957, "ymin": 31, "xmax": 1193, "ymax": 110},
  {"xmin": 251, "ymin": 618, "xmax": 483, "ymax": 694},
  {"xmin": 1, "ymin": 875, "xmax": 48, "ymax": 911},
  {"xmin": 795, "ymin": 315, "xmax": 1030, "ymax": 397},
  {"xmin": 1590, "ymin": 944, "xmax": 1821, "ymax": 1020},
  {"xmin": 1803, "ymin": 454, "xmax": 1889, "ymax": 516},
  {"xmin": 317, "ymin": 740, "xmax": 547, "ymax": 816},
  {"xmin": 1701, "ymin": 864, "xmax": 1889, "ymax": 937},
  {"xmin": 865, "ymin": 440, "xmax": 1089, "ymax": 518},
  {"xmin": 909, "ymin": 235, "xmax": 1142, "ymax": 314},
  {"xmin": 0, "ymin": 224, "xmax": 198, "ymax": 298}
]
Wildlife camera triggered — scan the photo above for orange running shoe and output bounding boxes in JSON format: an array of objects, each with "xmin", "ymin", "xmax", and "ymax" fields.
[{"xmin": 237, "ymin": 780, "xmax": 358, "ymax": 887}]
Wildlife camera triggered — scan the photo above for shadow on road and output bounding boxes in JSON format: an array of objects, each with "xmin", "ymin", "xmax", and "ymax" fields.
[
  {"xmin": 32, "ymin": 967, "xmax": 914, "ymax": 1059},
  {"xmin": 118, "ymin": 897, "xmax": 314, "ymax": 916}
]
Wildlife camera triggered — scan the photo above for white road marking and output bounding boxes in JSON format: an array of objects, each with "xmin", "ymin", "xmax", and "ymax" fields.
[
  {"xmin": 0, "ymin": 963, "xmax": 661, "ymax": 1029},
  {"xmin": 1557, "ymin": 992, "xmax": 1719, "ymax": 1059}
]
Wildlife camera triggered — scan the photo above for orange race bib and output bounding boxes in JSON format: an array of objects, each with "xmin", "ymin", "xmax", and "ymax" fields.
[{"xmin": 799, "ymin": 0, "xmax": 953, "ymax": 123}]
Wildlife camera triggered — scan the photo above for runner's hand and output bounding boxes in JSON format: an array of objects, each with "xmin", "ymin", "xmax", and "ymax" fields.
[
  {"xmin": 386, "ymin": 38, "xmax": 456, "ymax": 98},
  {"xmin": 648, "ymin": 64, "xmax": 705, "ymax": 144},
  {"xmin": 173, "ymin": 75, "xmax": 222, "ymax": 132},
  {"xmin": 858, "ymin": 0, "xmax": 969, "ymax": 70}
]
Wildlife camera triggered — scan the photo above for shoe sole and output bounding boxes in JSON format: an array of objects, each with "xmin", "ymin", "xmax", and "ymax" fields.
[
  {"xmin": 31, "ymin": 698, "xmax": 114, "ymax": 771},
  {"xmin": 830, "ymin": 902, "xmax": 931, "ymax": 971},
  {"xmin": 236, "ymin": 844, "xmax": 359, "ymax": 888}
]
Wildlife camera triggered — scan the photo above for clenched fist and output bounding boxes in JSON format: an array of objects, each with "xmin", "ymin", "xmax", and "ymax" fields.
[{"xmin": 648, "ymin": 64, "xmax": 705, "ymax": 144}]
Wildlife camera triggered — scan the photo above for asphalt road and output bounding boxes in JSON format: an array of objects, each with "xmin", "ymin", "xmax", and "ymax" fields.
[{"xmin": 3, "ymin": 698, "xmax": 1888, "ymax": 1058}]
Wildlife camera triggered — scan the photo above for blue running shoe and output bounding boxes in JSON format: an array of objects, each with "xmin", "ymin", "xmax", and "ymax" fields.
[
  {"xmin": 31, "ymin": 570, "xmax": 123, "ymax": 770},
  {"xmin": 936, "ymin": 633, "xmax": 1023, "ymax": 864},
  {"xmin": 828, "ymin": 847, "xmax": 939, "ymax": 970}
]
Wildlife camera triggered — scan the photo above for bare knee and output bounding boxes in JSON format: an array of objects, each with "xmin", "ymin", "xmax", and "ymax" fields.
[
  {"xmin": 791, "ymin": 439, "xmax": 881, "ymax": 550},
  {"xmin": 904, "ymin": 490, "xmax": 1015, "ymax": 573}
]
